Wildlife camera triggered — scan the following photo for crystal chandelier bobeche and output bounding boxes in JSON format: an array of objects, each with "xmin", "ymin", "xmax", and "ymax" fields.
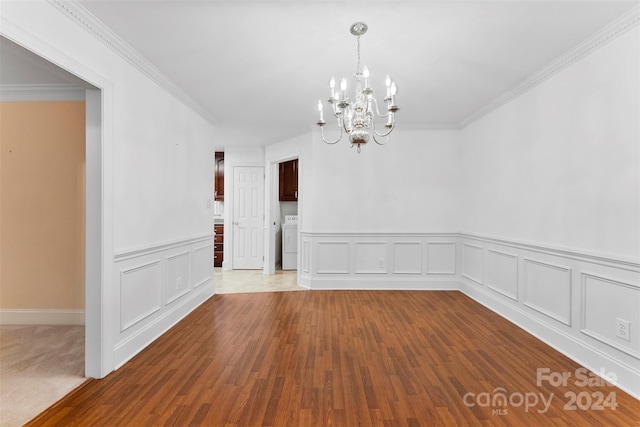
[{"xmin": 316, "ymin": 22, "xmax": 399, "ymax": 153}]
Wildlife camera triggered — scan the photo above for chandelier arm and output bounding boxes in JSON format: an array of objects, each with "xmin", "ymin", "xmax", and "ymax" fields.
[
  {"xmin": 374, "ymin": 127, "xmax": 393, "ymax": 138},
  {"xmin": 342, "ymin": 115, "xmax": 355, "ymax": 134},
  {"xmin": 372, "ymin": 131, "xmax": 391, "ymax": 146},
  {"xmin": 320, "ymin": 126, "xmax": 343, "ymax": 145},
  {"xmin": 371, "ymin": 97, "xmax": 390, "ymax": 119},
  {"xmin": 374, "ymin": 127, "xmax": 394, "ymax": 138},
  {"xmin": 372, "ymin": 119, "xmax": 394, "ymax": 138}
]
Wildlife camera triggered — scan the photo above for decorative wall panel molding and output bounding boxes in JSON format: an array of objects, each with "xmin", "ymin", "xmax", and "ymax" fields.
[
  {"xmin": 355, "ymin": 242, "xmax": 387, "ymax": 274},
  {"xmin": 581, "ymin": 273, "xmax": 640, "ymax": 358},
  {"xmin": 120, "ymin": 260, "xmax": 162, "ymax": 332},
  {"xmin": 165, "ymin": 251, "xmax": 190, "ymax": 305},
  {"xmin": 393, "ymin": 242, "xmax": 423, "ymax": 274},
  {"xmin": 484, "ymin": 249, "xmax": 519, "ymax": 301},
  {"xmin": 113, "ymin": 235, "xmax": 214, "ymax": 369},
  {"xmin": 462, "ymin": 243, "xmax": 484, "ymax": 285},
  {"xmin": 301, "ymin": 232, "xmax": 459, "ymax": 290},
  {"xmin": 302, "ymin": 240, "xmax": 310, "ymax": 273},
  {"xmin": 523, "ymin": 258, "xmax": 572, "ymax": 326},
  {"xmin": 192, "ymin": 244, "xmax": 213, "ymax": 288},
  {"xmin": 316, "ymin": 242, "xmax": 350, "ymax": 274},
  {"xmin": 427, "ymin": 242, "xmax": 457, "ymax": 274},
  {"xmin": 459, "ymin": 232, "xmax": 639, "ymax": 271}
]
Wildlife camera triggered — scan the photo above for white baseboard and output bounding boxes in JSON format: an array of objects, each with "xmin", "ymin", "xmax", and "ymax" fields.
[
  {"xmin": 306, "ymin": 277, "xmax": 460, "ymax": 291},
  {"xmin": 0, "ymin": 309, "xmax": 85, "ymax": 325}
]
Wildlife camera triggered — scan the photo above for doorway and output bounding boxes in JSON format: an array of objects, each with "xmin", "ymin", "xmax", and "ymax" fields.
[
  {"xmin": 0, "ymin": 35, "xmax": 105, "ymax": 383},
  {"xmin": 265, "ymin": 156, "xmax": 299, "ymax": 276}
]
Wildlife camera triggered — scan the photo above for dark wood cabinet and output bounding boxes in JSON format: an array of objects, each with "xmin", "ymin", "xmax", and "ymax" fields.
[
  {"xmin": 279, "ymin": 159, "xmax": 298, "ymax": 201},
  {"xmin": 214, "ymin": 225, "xmax": 224, "ymax": 267},
  {"xmin": 214, "ymin": 152, "xmax": 224, "ymax": 201}
]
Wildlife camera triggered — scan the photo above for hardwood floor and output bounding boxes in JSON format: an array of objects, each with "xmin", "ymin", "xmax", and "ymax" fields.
[{"xmin": 29, "ymin": 291, "xmax": 640, "ymax": 426}]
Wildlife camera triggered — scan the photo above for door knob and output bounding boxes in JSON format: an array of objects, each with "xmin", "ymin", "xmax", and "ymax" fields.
[{"xmin": 234, "ymin": 221, "xmax": 239, "ymax": 225}]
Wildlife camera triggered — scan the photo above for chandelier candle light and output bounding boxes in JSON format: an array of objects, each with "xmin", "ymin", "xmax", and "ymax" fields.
[{"xmin": 316, "ymin": 22, "xmax": 399, "ymax": 153}]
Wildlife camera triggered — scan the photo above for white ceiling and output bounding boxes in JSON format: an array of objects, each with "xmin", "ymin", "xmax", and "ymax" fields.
[{"xmin": 2, "ymin": 1, "xmax": 638, "ymax": 148}]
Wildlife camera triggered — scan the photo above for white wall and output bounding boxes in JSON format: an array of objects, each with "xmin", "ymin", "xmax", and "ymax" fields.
[
  {"xmin": 458, "ymin": 25, "xmax": 640, "ymax": 398},
  {"xmin": 460, "ymin": 27, "xmax": 639, "ymax": 260},
  {"xmin": 114, "ymin": 91, "xmax": 215, "ymax": 250},
  {"xmin": 305, "ymin": 129, "xmax": 462, "ymax": 232},
  {"xmin": 1, "ymin": 1, "xmax": 216, "ymax": 376}
]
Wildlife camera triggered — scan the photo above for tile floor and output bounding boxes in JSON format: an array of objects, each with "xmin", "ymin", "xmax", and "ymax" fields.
[{"xmin": 213, "ymin": 268, "xmax": 307, "ymax": 294}]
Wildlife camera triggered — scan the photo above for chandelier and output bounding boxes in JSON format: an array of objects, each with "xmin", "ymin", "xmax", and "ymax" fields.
[{"xmin": 316, "ymin": 22, "xmax": 399, "ymax": 153}]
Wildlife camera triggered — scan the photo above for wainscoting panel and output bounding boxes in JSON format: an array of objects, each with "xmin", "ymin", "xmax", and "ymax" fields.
[
  {"xmin": 427, "ymin": 242, "xmax": 457, "ymax": 275},
  {"xmin": 523, "ymin": 258, "xmax": 572, "ymax": 326},
  {"xmin": 165, "ymin": 251, "xmax": 190, "ymax": 305},
  {"xmin": 192, "ymin": 244, "xmax": 213, "ymax": 288},
  {"xmin": 113, "ymin": 234, "xmax": 214, "ymax": 369},
  {"xmin": 120, "ymin": 260, "xmax": 162, "ymax": 332},
  {"xmin": 582, "ymin": 273, "xmax": 640, "ymax": 358},
  {"xmin": 300, "ymin": 232, "xmax": 459, "ymax": 290},
  {"xmin": 393, "ymin": 242, "xmax": 423, "ymax": 274},
  {"xmin": 462, "ymin": 243, "xmax": 484, "ymax": 285},
  {"xmin": 316, "ymin": 242, "xmax": 350, "ymax": 274},
  {"xmin": 458, "ymin": 233, "xmax": 640, "ymax": 399},
  {"xmin": 485, "ymin": 249, "xmax": 518, "ymax": 301},
  {"xmin": 302, "ymin": 240, "xmax": 310, "ymax": 273},
  {"xmin": 355, "ymin": 242, "xmax": 387, "ymax": 274}
]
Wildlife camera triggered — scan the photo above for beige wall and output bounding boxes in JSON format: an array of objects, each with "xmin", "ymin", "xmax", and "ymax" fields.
[{"xmin": 0, "ymin": 101, "xmax": 85, "ymax": 309}]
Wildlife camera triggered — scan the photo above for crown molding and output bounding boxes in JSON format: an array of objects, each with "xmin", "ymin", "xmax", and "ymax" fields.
[
  {"xmin": 460, "ymin": 5, "xmax": 640, "ymax": 129},
  {"xmin": 47, "ymin": 0, "xmax": 216, "ymax": 124},
  {"xmin": 0, "ymin": 84, "xmax": 86, "ymax": 101}
]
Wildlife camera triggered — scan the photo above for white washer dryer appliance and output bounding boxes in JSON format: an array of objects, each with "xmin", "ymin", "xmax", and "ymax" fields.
[{"xmin": 282, "ymin": 215, "xmax": 298, "ymax": 270}]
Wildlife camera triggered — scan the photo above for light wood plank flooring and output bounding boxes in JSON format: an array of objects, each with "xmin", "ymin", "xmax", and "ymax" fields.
[{"xmin": 28, "ymin": 290, "xmax": 639, "ymax": 426}]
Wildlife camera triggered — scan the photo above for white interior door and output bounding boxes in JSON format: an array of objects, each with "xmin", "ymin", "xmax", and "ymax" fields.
[{"xmin": 233, "ymin": 166, "xmax": 265, "ymax": 269}]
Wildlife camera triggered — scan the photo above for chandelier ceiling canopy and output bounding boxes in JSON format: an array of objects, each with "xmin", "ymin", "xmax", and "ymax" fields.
[{"xmin": 316, "ymin": 22, "xmax": 399, "ymax": 153}]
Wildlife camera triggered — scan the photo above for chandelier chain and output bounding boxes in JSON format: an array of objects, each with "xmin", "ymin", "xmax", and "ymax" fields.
[{"xmin": 357, "ymin": 36, "xmax": 361, "ymax": 73}]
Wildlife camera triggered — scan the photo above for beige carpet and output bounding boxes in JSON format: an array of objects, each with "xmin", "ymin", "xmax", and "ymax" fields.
[{"xmin": 0, "ymin": 325, "xmax": 85, "ymax": 427}]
